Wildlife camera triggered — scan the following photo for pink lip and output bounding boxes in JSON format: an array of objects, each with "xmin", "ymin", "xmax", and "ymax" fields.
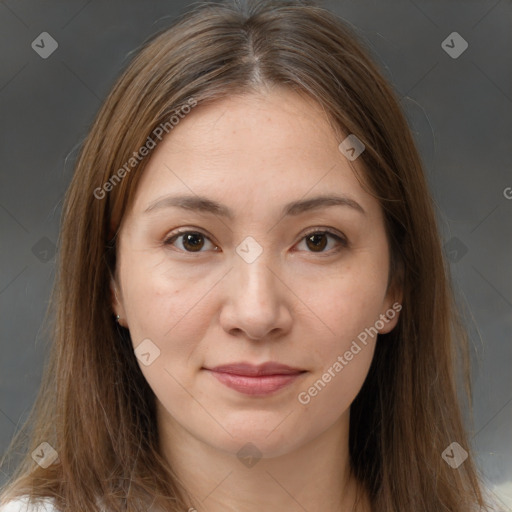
[{"xmin": 204, "ymin": 362, "xmax": 306, "ymax": 396}]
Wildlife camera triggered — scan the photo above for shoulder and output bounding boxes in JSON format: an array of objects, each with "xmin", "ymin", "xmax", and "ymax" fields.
[
  {"xmin": 483, "ymin": 482, "xmax": 512, "ymax": 512},
  {"xmin": 0, "ymin": 496, "xmax": 58, "ymax": 512}
]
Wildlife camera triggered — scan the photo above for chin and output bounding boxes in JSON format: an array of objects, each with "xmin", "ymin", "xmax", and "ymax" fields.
[{"xmin": 200, "ymin": 418, "xmax": 311, "ymax": 460}]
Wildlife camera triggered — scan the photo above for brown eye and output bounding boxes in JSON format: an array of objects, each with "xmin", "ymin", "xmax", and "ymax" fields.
[
  {"xmin": 164, "ymin": 230, "xmax": 217, "ymax": 253},
  {"xmin": 296, "ymin": 230, "xmax": 347, "ymax": 254},
  {"xmin": 305, "ymin": 233, "xmax": 328, "ymax": 252},
  {"xmin": 181, "ymin": 232, "xmax": 205, "ymax": 252}
]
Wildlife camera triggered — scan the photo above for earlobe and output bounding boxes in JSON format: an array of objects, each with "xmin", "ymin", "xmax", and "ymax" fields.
[
  {"xmin": 378, "ymin": 301, "xmax": 402, "ymax": 334},
  {"xmin": 379, "ymin": 280, "xmax": 403, "ymax": 335},
  {"xmin": 374, "ymin": 306, "xmax": 400, "ymax": 336},
  {"xmin": 378, "ymin": 259, "xmax": 404, "ymax": 335},
  {"xmin": 110, "ymin": 279, "xmax": 126, "ymax": 326}
]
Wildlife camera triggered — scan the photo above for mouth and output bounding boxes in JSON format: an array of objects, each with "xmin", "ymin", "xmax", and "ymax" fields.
[{"xmin": 203, "ymin": 361, "xmax": 307, "ymax": 396}]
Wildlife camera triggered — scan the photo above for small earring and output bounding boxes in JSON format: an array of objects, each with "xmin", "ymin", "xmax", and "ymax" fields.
[{"xmin": 115, "ymin": 314, "xmax": 120, "ymax": 323}]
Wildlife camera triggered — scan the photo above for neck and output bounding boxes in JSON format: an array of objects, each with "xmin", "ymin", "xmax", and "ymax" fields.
[{"xmin": 157, "ymin": 405, "xmax": 370, "ymax": 512}]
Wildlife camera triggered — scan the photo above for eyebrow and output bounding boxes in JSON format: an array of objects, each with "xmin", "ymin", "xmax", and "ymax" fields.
[{"xmin": 144, "ymin": 193, "xmax": 366, "ymax": 218}]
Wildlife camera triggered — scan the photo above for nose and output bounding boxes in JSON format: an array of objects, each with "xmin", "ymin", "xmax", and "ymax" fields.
[{"xmin": 219, "ymin": 247, "xmax": 293, "ymax": 341}]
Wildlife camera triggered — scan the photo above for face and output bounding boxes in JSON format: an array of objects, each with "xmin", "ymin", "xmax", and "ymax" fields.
[{"xmin": 111, "ymin": 87, "xmax": 401, "ymax": 459}]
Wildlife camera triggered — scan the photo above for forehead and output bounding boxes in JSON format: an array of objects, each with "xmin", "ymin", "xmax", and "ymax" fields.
[
  {"xmin": 128, "ymin": 88, "xmax": 379, "ymax": 221},
  {"xmin": 161, "ymin": 88, "xmax": 341, "ymax": 160}
]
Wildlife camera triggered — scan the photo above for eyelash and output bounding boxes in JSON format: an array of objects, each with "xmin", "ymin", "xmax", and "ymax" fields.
[{"xmin": 163, "ymin": 227, "xmax": 348, "ymax": 255}]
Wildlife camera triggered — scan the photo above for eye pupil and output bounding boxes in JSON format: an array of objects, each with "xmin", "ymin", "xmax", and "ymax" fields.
[
  {"xmin": 306, "ymin": 233, "xmax": 328, "ymax": 252},
  {"xmin": 183, "ymin": 233, "xmax": 204, "ymax": 252}
]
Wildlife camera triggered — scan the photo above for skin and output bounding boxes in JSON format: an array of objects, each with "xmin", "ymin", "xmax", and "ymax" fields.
[{"xmin": 111, "ymin": 87, "xmax": 402, "ymax": 512}]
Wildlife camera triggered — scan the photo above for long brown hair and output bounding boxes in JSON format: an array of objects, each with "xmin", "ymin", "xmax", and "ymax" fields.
[{"xmin": 0, "ymin": 0, "xmax": 495, "ymax": 510}]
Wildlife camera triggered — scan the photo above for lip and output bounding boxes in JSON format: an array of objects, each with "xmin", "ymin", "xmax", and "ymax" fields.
[
  {"xmin": 204, "ymin": 362, "xmax": 307, "ymax": 396},
  {"xmin": 209, "ymin": 361, "xmax": 304, "ymax": 376}
]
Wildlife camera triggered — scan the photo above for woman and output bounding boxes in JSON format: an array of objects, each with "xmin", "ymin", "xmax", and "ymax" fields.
[{"xmin": 0, "ymin": 0, "xmax": 499, "ymax": 510}]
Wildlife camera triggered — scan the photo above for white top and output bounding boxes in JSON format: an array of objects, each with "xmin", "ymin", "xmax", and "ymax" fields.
[
  {"xmin": 0, "ymin": 496, "xmax": 57, "ymax": 512},
  {"xmin": 2, "ymin": 491, "xmax": 509, "ymax": 511}
]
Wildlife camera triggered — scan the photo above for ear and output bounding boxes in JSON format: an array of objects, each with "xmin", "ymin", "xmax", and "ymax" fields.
[
  {"xmin": 110, "ymin": 278, "xmax": 127, "ymax": 327},
  {"xmin": 378, "ymin": 264, "xmax": 403, "ymax": 335}
]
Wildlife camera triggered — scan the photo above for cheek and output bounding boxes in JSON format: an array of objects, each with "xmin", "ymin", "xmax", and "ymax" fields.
[
  {"xmin": 304, "ymin": 257, "xmax": 389, "ymax": 348},
  {"xmin": 294, "ymin": 257, "xmax": 387, "ymax": 408},
  {"xmin": 295, "ymin": 283, "xmax": 381, "ymax": 422},
  {"xmin": 119, "ymin": 258, "xmax": 214, "ymax": 415},
  {"xmin": 295, "ymin": 340, "xmax": 375, "ymax": 441},
  {"xmin": 120, "ymin": 250, "xmax": 211, "ymax": 330},
  {"xmin": 118, "ymin": 253, "xmax": 218, "ymax": 376}
]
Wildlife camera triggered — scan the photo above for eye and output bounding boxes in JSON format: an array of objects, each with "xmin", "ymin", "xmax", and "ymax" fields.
[
  {"xmin": 163, "ymin": 229, "xmax": 218, "ymax": 253},
  {"xmin": 163, "ymin": 228, "xmax": 348, "ymax": 254},
  {"xmin": 295, "ymin": 229, "xmax": 348, "ymax": 254}
]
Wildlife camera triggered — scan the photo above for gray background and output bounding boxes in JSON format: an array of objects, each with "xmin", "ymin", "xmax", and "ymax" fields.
[{"xmin": 0, "ymin": 0, "xmax": 511, "ymax": 508}]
